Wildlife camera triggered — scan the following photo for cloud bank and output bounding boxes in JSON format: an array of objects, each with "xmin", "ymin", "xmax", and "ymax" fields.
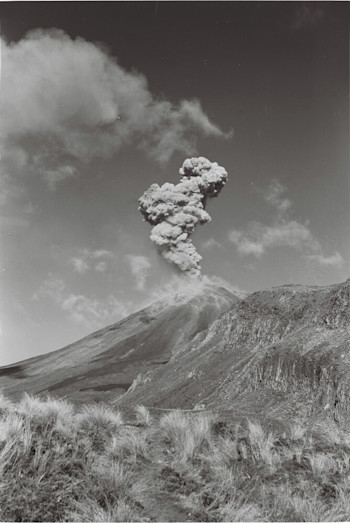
[
  {"xmin": 306, "ymin": 252, "xmax": 344, "ymax": 270},
  {"xmin": 229, "ymin": 180, "xmax": 344, "ymax": 268},
  {"xmin": 1, "ymin": 29, "xmax": 229, "ymax": 188},
  {"xmin": 229, "ymin": 220, "xmax": 319, "ymax": 257},
  {"xmin": 70, "ymin": 249, "xmax": 114, "ymax": 274},
  {"xmin": 33, "ymin": 275, "xmax": 131, "ymax": 328}
]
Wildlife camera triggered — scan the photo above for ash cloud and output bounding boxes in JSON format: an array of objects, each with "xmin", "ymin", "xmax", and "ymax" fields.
[{"xmin": 139, "ymin": 157, "xmax": 228, "ymax": 277}]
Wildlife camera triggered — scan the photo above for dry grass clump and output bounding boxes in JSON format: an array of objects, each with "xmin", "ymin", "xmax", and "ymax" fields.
[
  {"xmin": 16, "ymin": 393, "xmax": 77, "ymax": 437},
  {"xmin": 17, "ymin": 392, "xmax": 75, "ymax": 419},
  {"xmin": 0, "ymin": 391, "xmax": 12, "ymax": 414},
  {"xmin": 108, "ymin": 426, "xmax": 150, "ymax": 463},
  {"xmin": 135, "ymin": 404, "xmax": 153, "ymax": 426},
  {"xmin": 68, "ymin": 461, "xmax": 148, "ymax": 522},
  {"xmin": 76, "ymin": 403, "xmax": 124, "ymax": 451},
  {"xmin": 69, "ymin": 498, "xmax": 144, "ymax": 523},
  {"xmin": 159, "ymin": 410, "xmax": 215, "ymax": 463},
  {"xmin": 0, "ymin": 393, "xmax": 145, "ymax": 522},
  {"xmin": 1, "ymin": 393, "xmax": 350, "ymax": 522},
  {"xmin": 156, "ymin": 415, "xmax": 350, "ymax": 522}
]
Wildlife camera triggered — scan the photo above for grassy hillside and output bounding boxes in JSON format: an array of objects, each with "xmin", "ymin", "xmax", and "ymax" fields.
[{"xmin": 1, "ymin": 393, "xmax": 350, "ymax": 522}]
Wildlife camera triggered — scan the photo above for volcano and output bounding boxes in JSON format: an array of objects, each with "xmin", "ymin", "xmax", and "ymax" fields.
[
  {"xmin": 0, "ymin": 284, "xmax": 238, "ymax": 403},
  {"xmin": 0, "ymin": 279, "xmax": 349, "ymax": 426}
]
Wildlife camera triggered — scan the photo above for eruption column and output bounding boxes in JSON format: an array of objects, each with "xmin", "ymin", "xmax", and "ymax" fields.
[{"xmin": 138, "ymin": 157, "xmax": 228, "ymax": 277}]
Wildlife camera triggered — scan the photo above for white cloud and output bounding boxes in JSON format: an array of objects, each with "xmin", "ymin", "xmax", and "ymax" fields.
[
  {"xmin": 0, "ymin": 171, "xmax": 32, "ymax": 231},
  {"xmin": 22, "ymin": 203, "xmax": 36, "ymax": 215},
  {"xmin": 70, "ymin": 248, "xmax": 114, "ymax": 274},
  {"xmin": 306, "ymin": 251, "xmax": 345, "ymax": 269},
  {"xmin": 202, "ymin": 237, "xmax": 222, "ymax": 250},
  {"xmin": 229, "ymin": 220, "xmax": 319, "ymax": 258},
  {"xmin": 143, "ymin": 274, "xmax": 246, "ymax": 311},
  {"xmin": 126, "ymin": 255, "xmax": 151, "ymax": 290},
  {"xmin": 43, "ymin": 165, "xmax": 77, "ymax": 191},
  {"xmin": 95, "ymin": 261, "xmax": 108, "ymax": 273},
  {"xmin": 71, "ymin": 257, "xmax": 89, "ymax": 274},
  {"xmin": 0, "ymin": 172, "xmax": 24, "ymax": 209},
  {"xmin": 92, "ymin": 250, "xmax": 114, "ymax": 259},
  {"xmin": 229, "ymin": 179, "xmax": 341, "ymax": 267},
  {"xmin": 33, "ymin": 275, "xmax": 130, "ymax": 328},
  {"xmin": 33, "ymin": 271, "xmax": 246, "ymax": 332},
  {"xmin": 264, "ymin": 179, "xmax": 292, "ymax": 215},
  {"xmin": 1, "ymin": 29, "xmax": 229, "ymax": 188},
  {"xmin": 140, "ymin": 100, "xmax": 230, "ymax": 164}
]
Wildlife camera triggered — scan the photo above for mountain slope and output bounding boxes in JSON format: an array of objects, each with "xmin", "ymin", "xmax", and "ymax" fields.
[
  {"xmin": 0, "ymin": 284, "xmax": 238, "ymax": 402},
  {"xmin": 117, "ymin": 279, "xmax": 350, "ymax": 426},
  {"xmin": 1, "ymin": 279, "xmax": 349, "ymax": 427}
]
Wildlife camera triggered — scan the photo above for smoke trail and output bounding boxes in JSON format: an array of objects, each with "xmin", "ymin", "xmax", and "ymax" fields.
[{"xmin": 138, "ymin": 157, "xmax": 228, "ymax": 277}]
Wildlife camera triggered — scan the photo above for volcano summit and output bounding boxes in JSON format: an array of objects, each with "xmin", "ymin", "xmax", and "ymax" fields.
[{"xmin": 0, "ymin": 282, "xmax": 238, "ymax": 403}]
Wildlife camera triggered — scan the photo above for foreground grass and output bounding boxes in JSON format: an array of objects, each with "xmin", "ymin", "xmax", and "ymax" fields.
[{"xmin": 1, "ymin": 393, "xmax": 350, "ymax": 521}]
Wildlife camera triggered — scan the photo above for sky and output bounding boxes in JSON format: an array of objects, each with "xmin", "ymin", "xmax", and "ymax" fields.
[{"xmin": 0, "ymin": 1, "xmax": 349, "ymax": 366}]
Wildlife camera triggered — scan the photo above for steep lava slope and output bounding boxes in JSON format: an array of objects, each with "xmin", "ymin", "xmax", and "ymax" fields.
[
  {"xmin": 0, "ymin": 285, "xmax": 238, "ymax": 402},
  {"xmin": 118, "ymin": 279, "xmax": 350, "ymax": 426}
]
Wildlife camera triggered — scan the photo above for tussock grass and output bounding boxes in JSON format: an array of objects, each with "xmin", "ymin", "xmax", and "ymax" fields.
[
  {"xmin": 157, "ymin": 415, "xmax": 350, "ymax": 522},
  {"xmin": 69, "ymin": 498, "xmax": 144, "ymax": 522},
  {"xmin": 135, "ymin": 404, "xmax": 153, "ymax": 426},
  {"xmin": 76, "ymin": 403, "xmax": 124, "ymax": 452},
  {"xmin": 219, "ymin": 501, "xmax": 264, "ymax": 522},
  {"xmin": 159, "ymin": 410, "xmax": 215, "ymax": 463},
  {"xmin": 247, "ymin": 420, "xmax": 277, "ymax": 467},
  {"xmin": 0, "ymin": 391, "xmax": 12, "ymax": 414},
  {"xmin": 18, "ymin": 393, "xmax": 74, "ymax": 419},
  {"xmin": 1, "ymin": 392, "xmax": 350, "ymax": 521},
  {"xmin": 0, "ymin": 393, "xmax": 144, "ymax": 522},
  {"xmin": 287, "ymin": 421, "xmax": 307, "ymax": 440},
  {"xmin": 108, "ymin": 427, "xmax": 150, "ymax": 463}
]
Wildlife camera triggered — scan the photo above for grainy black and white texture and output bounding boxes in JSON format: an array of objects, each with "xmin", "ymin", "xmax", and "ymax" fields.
[{"xmin": 0, "ymin": 2, "xmax": 348, "ymax": 365}]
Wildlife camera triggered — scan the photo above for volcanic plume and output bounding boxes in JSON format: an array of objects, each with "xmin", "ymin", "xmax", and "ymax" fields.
[{"xmin": 138, "ymin": 157, "xmax": 228, "ymax": 276}]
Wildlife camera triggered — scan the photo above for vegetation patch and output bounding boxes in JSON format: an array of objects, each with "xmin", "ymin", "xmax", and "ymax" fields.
[{"xmin": 1, "ymin": 392, "xmax": 350, "ymax": 521}]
